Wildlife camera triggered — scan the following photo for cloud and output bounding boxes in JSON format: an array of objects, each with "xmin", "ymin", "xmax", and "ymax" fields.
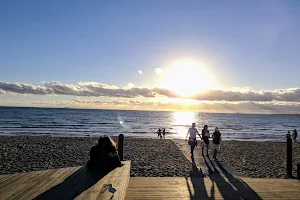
[
  {"xmin": 152, "ymin": 88, "xmax": 179, "ymax": 98},
  {"xmin": 1, "ymin": 81, "xmax": 300, "ymax": 103},
  {"xmin": 0, "ymin": 82, "xmax": 49, "ymax": 95},
  {"xmin": 153, "ymin": 87, "xmax": 300, "ymax": 102},
  {"xmin": 0, "ymin": 81, "xmax": 155, "ymax": 98},
  {"xmin": 138, "ymin": 70, "xmax": 143, "ymax": 74},
  {"xmin": 155, "ymin": 68, "xmax": 163, "ymax": 74}
]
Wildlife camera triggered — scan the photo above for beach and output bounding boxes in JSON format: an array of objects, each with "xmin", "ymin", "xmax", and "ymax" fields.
[
  {"xmin": 0, "ymin": 136, "xmax": 192, "ymax": 177},
  {"xmin": 174, "ymin": 139, "xmax": 300, "ymax": 178},
  {"xmin": 0, "ymin": 136, "xmax": 299, "ymax": 178}
]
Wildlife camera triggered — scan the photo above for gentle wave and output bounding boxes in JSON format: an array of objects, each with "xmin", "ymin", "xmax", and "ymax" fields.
[{"xmin": 0, "ymin": 107, "xmax": 299, "ymax": 141}]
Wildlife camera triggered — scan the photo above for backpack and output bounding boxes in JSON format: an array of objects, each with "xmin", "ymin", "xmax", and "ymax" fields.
[{"xmin": 213, "ymin": 131, "xmax": 221, "ymax": 144}]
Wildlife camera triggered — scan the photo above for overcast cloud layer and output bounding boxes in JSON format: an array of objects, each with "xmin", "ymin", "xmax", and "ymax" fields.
[{"xmin": 1, "ymin": 81, "xmax": 300, "ymax": 102}]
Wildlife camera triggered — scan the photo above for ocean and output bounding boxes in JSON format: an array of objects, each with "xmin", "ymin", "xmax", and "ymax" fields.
[{"xmin": 0, "ymin": 107, "xmax": 299, "ymax": 141}]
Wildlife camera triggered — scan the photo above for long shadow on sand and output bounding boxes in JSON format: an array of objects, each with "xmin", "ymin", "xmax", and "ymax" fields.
[
  {"xmin": 204, "ymin": 157, "xmax": 262, "ymax": 200},
  {"xmin": 185, "ymin": 157, "xmax": 209, "ymax": 199},
  {"xmin": 34, "ymin": 166, "xmax": 112, "ymax": 200}
]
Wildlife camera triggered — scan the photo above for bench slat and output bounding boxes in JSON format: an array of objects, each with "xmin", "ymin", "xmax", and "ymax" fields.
[{"xmin": 76, "ymin": 161, "xmax": 131, "ymax": 200}]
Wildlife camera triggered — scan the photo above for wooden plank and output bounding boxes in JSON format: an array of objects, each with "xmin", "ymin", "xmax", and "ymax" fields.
[
  {"xmin": 102, "ymin": 161, "xmax": 131, "ymax": 200},
  {"xmin": 0, "ymin": 171, "xmax": 32, "ymax": 192},
  {"xmin": 74, "ymin": 169, "xmax": 111, "ymax": 200},
  {"xmin": 98, "ymin": 160, "xmax": 131, "ymax": 200},
  {"xmin": 96, "ymin": 167, "xmax": 126, "ymax": 199},
  {"xmin": 58, "ymin": 167, "xmax": 92, "ymax": 199},
  {"xmin": 0, "ymin": 173, "xmax": 19, "ymax": 184},
  {"xmin": 7, "ymin": 169, "xmax": 56, "ymax": 200},
  {"xmin": 0, "ymin": 171, "xmax": 37, "ymax": 196},
  {"xmin": 28, "ymin": 167, "xmax": 79, "ymax": 200},
  {"xmin": 126, "ymin": 177, "xmax": 300, "ymax": 200},
  {"xmin": 0, "ymin": 167, "xmax": 79, "ymax": 200},
  {"xmin": 13, "ymin": 168, "xmax": 61, "ymax": 200},
  {"xmin": 75, "ymin": 161, "xmax": 131, "ymax": 200},
  {"xmin": 1, "ymin": 170, "xmax": 45, "ymax": 200},
  {"xmin": 32, "ymin": 167, "xmax": 83, "ymax": 200},
  {"xmin": 0, "ymin": 162, "xmax": 130, "ymax": 200},
  {"xmin": 0, "ymin": 175, "xmax": 10, "ymax": 182}
]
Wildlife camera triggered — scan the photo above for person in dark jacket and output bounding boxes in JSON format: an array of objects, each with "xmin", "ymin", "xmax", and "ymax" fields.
[
  {"xmin": 292, "ymin": 129, "xmax": 297, "ymax": 142},
  {"xmin": 212, "ymin": 127, "xmax": 222, "ymax": 160},
  {"xmin": 87, "ymin": 136, "xmax": 122, "ymax": 170},
  {"xmin": 201, "ymin": 125, "xmax": 210, "ymax": 156},
  {"xmin": 162, "ymin": 129, "xmax": 166, "ymax": 139}
]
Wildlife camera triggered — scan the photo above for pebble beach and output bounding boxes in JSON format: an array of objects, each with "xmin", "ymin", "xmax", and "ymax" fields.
[
  {"xmin": 0, "ymin": 136, "xmax": 192, "ymax": 177},
  {"xmin": 0, "ymin": 136, "xmax": 299, "ymax": 178}
]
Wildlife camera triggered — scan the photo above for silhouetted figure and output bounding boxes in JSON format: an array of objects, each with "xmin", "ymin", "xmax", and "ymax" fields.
[
  {"xmin": 186, "ymin": 123, "xmax": 201, "ymax": 158},
  {"xmin": 292, "ymin": 129, "xmax": 297, "ymax": 142},
  {"xmin": 162, "ymin": 129, "xmax": 166, "ymax": 139},
  {"xmin": 212, "ymin": 127, "xmax": 221, "ymax": 160},
  {"xmin": 201, "ymin": 125, "xmax": 210, "ymax": 156},
  {"xmin": 157, "ymin": 128, "xmax": 162, "ymax": 139},
  {"xmin": 87, "ymin": 136, "xmax": 122, "ymax": 170}
]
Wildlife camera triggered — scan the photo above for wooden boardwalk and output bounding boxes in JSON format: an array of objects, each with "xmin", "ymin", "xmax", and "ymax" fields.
[
  {"xmin": 125, "ymin": 140, "xmax": 300, "ymax": 200},
  {"xmin": 126, "ymin": 177, "xmax": 300, "ymax": 200},
  {"xmin": 0, "ymin": 161, "xmax": 130, "ymax": 200},
  {"xmin": 1, "ymin": 160, "xmax": 300, "ymax": 200}
]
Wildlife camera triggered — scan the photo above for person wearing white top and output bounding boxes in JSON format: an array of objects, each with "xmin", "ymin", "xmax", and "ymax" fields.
[{"xmin": 186, "ymin": 123, "xmax": 201, "ymax": 158}]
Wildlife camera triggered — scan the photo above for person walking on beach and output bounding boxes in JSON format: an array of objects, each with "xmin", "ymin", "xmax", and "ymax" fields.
[
  {"xmin": 292, "ymin": 129, "xmax": 297, "ymax": 142},
  {"xmin": 186, "ymin": 123, "xmax": 201, "ymax": 158},
  {"xmin": 201, "ymin": 125, "xmax": 210, "ymax": 156},
  {"xmin": 212, "ymin": 127, "xmax": 222, "ymax": 160},
  {"xmin": 162, "ymin": 129, "xmax": 166, "ymax": 139},
  {"xmin": 157, "ymin": 128, "xmax": 162, "ymax": 139}
]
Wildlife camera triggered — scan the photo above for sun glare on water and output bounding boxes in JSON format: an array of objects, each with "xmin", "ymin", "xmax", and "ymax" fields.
[
  {"xmin": 172, "ymin": 112, "xmax": 197, "ymax": 138},
  {"xmin": 160, "ymin": 59, "xmax": 212, "ymax": 97}
]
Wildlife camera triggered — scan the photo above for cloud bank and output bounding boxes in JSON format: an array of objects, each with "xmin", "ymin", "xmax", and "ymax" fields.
[
  {"xmin": 0, "ymin": 81, "xmax": 300, "ymax": 102},
  {"xmin": 153, "ymin": 87, "xmax": 300, "ymax": 102},
  {"xmin": 0, "ymin": 81, "xmax": 155, "ymax": 98}
]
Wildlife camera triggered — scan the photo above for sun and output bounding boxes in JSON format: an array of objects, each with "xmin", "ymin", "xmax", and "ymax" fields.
[{"xmin": 160, "ymin": 59, "xmax": 212, "ymax": 97}]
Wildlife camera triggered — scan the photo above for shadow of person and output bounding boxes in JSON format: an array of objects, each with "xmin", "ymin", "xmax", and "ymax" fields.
[
  {"xmin": 185, "ymin": 159, "xmax": 210, "ymax": 200},
  {"xmin": 212, "ymin": 159, "xmax": 262, "ymax": 200},
  {"xmin": 34, "ymin": 166, "xmax": 113, "ymax": 200},
  {"xmin": 204, "ymin": 157, "xmax": 241, "ymax": 199}
]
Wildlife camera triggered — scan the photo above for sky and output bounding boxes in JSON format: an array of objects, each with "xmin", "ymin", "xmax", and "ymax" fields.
[{"xmin": 0, "ymin": 0, "xmax": 300, "ymax": 113}]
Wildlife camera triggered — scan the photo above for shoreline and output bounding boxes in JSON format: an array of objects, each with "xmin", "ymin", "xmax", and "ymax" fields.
[
  {"xmin": 0, "ymin": 136, "xmax": 299, "ymax": 178},
  {"xmin": 0, "ymin": 134, "xmax": 290, "ymax": 143}
]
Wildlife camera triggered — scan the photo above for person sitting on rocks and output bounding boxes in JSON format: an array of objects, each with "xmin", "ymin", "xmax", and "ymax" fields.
[{"xmin": 87, "ymin": 136, "xmax": 123, "ymax": 170}]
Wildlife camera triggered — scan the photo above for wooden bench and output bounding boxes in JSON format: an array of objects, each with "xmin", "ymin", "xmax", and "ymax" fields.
[{"xmin": 0, "ymin": 161, "xmax": 130, "ymax": 200}]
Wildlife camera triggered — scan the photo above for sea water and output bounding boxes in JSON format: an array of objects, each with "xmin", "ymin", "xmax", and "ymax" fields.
[{"xmin": 0, "ymin": 106, "xmax": 299, "ymax": 141}]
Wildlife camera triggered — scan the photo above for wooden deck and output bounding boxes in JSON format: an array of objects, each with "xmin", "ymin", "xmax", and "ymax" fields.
[
  {"xmin": 126, "ymin": 177, "xmax": 300, "ymax": 200},
  {"xmin": 1, "ymin": 160, "xmax": 300, "ymax": 200},
  {"xmin": 0, "ymin": 161, "xmax": 130, "ymax": 200}
]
